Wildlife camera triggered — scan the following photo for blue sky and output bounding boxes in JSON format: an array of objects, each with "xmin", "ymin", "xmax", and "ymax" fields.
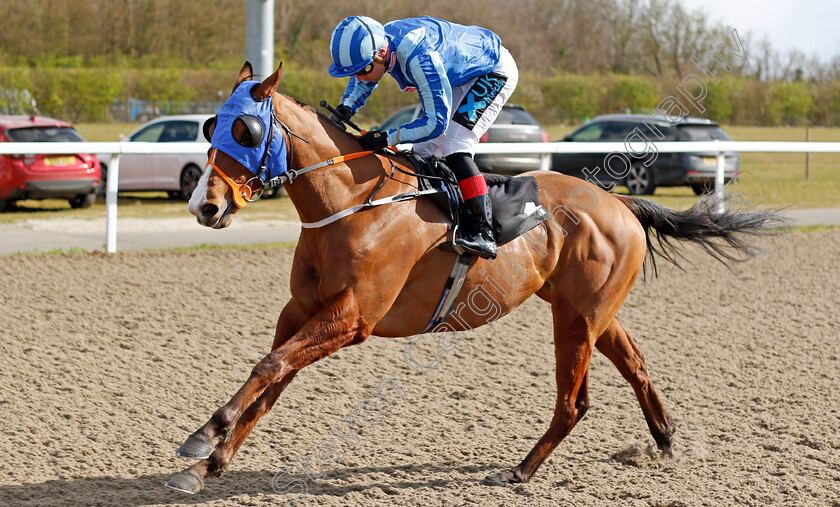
[{"xmin": 683, "ymin": 0, "xmax": 839, "ymax": 63}]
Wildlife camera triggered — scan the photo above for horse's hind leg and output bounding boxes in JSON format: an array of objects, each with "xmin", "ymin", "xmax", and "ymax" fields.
[
  {"xmin": 595, "ymin": 317, "xmax": 674, "ymax": 454},
  {"xmin": 485, "ymin": 295, "xmax": 594, "ymax": 485}
]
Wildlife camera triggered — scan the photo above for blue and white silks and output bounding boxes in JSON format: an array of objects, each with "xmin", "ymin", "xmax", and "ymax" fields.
[{"xmin": 340, "ymin": 16, "xmax": 501, "ymax": 146}]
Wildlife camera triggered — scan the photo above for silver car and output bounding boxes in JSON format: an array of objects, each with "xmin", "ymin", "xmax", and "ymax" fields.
[
  {"xmin": 99, "ymin": 114, "xmax": 284, "ymax": 199},
  {"xmin": 99, "ymin": 114, "xmax": 211, "ymax": 200}
]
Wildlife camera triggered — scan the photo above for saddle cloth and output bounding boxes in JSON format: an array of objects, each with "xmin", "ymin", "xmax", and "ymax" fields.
[{"xmin": 405, "ymin": 152, "xmax": 548, "ymax": 246}]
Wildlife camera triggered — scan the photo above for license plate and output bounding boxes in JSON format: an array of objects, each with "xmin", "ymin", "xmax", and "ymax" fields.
[
  {"xmin": 702, "ymin": 157, "xmax": 717, "ymax": 165},
  {"xmin": 44, "ymin": 155, "xmax": 76, "ymax": 166}
]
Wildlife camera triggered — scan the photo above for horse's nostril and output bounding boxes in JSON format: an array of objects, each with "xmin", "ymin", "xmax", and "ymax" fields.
[{"xmin": 200, "ymin": 203, "xmax": 218, "ymax": 218}]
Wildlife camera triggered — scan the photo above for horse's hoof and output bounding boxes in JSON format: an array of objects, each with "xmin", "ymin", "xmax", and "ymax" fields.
[
  {"xmin": 164, "ymin": 470, "xmax": 204, "ymax": 494},
  {"xmin": 483, "ymin": 469, "xmax": 526, "ymax": 486},
  {"xmin": 176, "ymin": 436, "xmax": 214, "ymax": 459}
]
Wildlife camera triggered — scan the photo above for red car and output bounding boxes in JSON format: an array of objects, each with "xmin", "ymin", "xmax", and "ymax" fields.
[{"xmin": 0, "ymin": 115, "xmax": 101, "ymax": 211}]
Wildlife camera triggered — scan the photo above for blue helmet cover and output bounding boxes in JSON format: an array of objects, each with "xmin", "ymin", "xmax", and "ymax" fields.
[
  {"xmin": 210, "ymin": 81, "xmax": 287, "ymax": 181},
  {"xmin": 329, "ymin": 16, "xmax": 385, "ymax": 77}
]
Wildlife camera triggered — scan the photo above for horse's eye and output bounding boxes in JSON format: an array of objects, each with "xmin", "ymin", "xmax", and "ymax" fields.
[{"xmin": 233, "ymin": 115, "xmax": 265, "ymax": 148}]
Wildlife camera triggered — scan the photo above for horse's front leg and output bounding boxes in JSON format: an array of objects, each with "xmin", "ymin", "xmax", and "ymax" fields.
[
  {"xmin": 167, "ymin": 373, "xmax": 298, "ymax": 494},
  {"xmin": 167, "ymin": 289, "xmax": 371, "ymax": 493}
]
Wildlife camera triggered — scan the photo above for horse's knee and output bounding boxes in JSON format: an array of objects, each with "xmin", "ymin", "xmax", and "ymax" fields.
[
  {"xmin": 548, "ymin": 399, "xmax": 584, "ymax": 435},
  {"xmin": 251, "ymin": 352, "xmax": 291, "ymax": 384}
]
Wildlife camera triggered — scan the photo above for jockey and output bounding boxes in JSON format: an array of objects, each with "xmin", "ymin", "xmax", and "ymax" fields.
[{"xmin": 328, "ymin": 15, "xmax": 519, "ymax": 260}]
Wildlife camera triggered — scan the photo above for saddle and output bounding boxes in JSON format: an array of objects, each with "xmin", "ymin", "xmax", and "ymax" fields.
[{"xmin": 404, "ymin": 152, "xmax": 548, "ymax": 246}]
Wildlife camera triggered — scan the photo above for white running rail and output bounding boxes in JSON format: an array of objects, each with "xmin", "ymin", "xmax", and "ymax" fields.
[{"xmin": 1, "ymin": 140, "xmax": 839, "ymax": 253}]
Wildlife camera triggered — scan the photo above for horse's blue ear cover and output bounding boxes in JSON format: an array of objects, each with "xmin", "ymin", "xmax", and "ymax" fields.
[{"xmin": 210, "ymin": 81, "xmax": 288, "ymax": 180}]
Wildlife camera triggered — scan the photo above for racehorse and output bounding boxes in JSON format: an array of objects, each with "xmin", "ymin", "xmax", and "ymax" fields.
[{"xmin": 168, "ymin": 62, "xmax": 783, "ymax": 494}]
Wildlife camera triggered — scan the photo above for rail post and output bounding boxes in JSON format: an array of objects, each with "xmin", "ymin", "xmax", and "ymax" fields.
[
  {"xmin": 105, "ymin": 152, "xmax": 121, "ymax": 253},
  {"xmin": 540, "ymin": 153, "xmax": 551, "ymax": 171},
  {"xmin": 715, "ymin": 148, "xmax": 725, "ymax": 214},
  {"xmin": 805, "ymin": 126, "xmax": 811, "ymax": 180}
]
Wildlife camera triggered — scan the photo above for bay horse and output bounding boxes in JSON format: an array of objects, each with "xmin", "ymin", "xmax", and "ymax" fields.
[{"xmin": 168, "ymin": 62, "xmax": 783, "ymax": 494}]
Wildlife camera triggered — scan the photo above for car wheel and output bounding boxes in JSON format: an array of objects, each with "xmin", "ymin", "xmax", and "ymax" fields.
[
  {"xmin": 691, "ymin": 182, "xmax": 713, "ymax": 195},
  {"xmin": 69, "ymin": 193, "xmax": 96, "ymax": 209},
  {"xmin": 0, "ymin": 198, "xmax": 8, "ymax": 212},
  {"xmin": 98, "ymin": 163, "xmax": 108, "ymax": 197},
  {"xmin": 179, "ymin": 164, "xmax": 202, "ymax": 200},
  {"xmin": 625, "ymin": 164, "xmax": 656, "ymax": 195}
]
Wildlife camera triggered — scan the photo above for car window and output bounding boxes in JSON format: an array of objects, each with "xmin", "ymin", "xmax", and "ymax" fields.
[
  {"xmin": 379, "ymin": 107, "xmax": 418, "ymax": 131},
  {"xmin": 571, "ymin": 123, "xmax": 605, "ymax": 141},
  {"xmin": 599, "ymin": 122, "xmax": 639, "ymax": 140},
  {"xmin": 130, "ymin": 123, "xmax": 166, "ymax": 142},
  {"xmin": 5, "ymin": 126, "xmax": 83, "ymax": 142},
  {"xmin": 159, "ymin": 121, "xmax": 198, "ymax": 142},
  {"xmin": 496, "ymin": 107, "xmax": 539, "ymax": 125},
  {"xmin": 679, "ymin": 125, "xmax": 732, "ymax": 141}
]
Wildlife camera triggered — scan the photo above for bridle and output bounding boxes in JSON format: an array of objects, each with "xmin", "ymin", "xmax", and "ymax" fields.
[
  {"xmin": 206, "ymin": 100, "xmax": 383, "ymax": 209},
  {"xmin": 204, "ymin": 104, "xmax": 311, "ymax": 208}
]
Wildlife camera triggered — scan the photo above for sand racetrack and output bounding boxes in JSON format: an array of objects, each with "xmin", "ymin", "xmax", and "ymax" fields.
[{"xmin": 1, "ymin": 230, "xmax": 839, "ymax": 506}]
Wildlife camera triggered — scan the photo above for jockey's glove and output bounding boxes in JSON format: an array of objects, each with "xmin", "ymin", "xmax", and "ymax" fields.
[
  {"xmin": 332, "ymin": 104, "xmax": 353, "ymax": 127},
  {"xmin": 359, "ymin": 130, "xmax": 389, "ymax": 151}
]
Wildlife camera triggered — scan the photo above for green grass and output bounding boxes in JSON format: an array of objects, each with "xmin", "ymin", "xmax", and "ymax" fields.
[
  {"xmin": 792, "ymin": 224, "xmax": 840, "ymax": 233},
  {"xmin": 165, "ymin": 241, "xmax": 298, "ymax": 252},
  {"xmin": 75, "ymin": 122, "xmax": 142, "ymax": 142},
  {"xmin": 719, "ymin": 126, "xmax": 840, "ymax": 210},
  {"xmin": 11, "ymin": 246, "xmax": 91, "ymax": 256},
  {"xmin": 546, "ymin": 124, "xmax": 840, "ymax": 210}
]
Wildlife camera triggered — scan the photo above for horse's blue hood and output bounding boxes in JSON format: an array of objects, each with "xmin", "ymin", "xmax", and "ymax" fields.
[{"xmin": 210, "ymin": 81, "xmax": 288, "ymax": 181}]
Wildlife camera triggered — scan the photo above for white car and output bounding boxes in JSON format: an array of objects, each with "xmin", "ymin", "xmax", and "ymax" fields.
[{"xmin": 99, "ymin": 114, "xmax": 212, "ymax": 200}]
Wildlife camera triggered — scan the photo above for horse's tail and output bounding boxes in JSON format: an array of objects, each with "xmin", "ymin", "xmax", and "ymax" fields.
[{"xmin": 616, "ymin": 193, "xmax": 790, "ymax": 274}]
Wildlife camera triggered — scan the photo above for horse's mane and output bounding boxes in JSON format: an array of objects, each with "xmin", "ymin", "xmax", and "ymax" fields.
[
  {"xmin": 278, "ymin": 93, "xmax": 361, "ymax": 142},
  {"xmin": 275, "ymin": 92, "xmax": 416, "ymax": 179}
]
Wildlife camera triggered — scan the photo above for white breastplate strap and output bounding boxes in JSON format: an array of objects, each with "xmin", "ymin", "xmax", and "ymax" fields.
[{"xmin": 300, "ymin": 188, "xmax": 443, "ymax": 229}]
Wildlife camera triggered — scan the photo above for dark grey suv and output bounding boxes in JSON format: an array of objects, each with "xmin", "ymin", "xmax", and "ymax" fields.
[
  {"xmin": 377, "ymin": 104, "xmax": 550, "ymax": 174},
  {"xmin": 551, "ymin": 114, "xmax": 739, "ymax": 195}
]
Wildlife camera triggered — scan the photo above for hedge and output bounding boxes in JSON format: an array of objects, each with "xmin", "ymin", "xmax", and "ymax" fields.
[{"xmin": 1, "ymin": 66, "xmax": 838, "ymax": 127}]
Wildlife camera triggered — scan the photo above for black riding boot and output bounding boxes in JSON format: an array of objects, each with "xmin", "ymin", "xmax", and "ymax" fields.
[
  {"xmin": 445, "ymin": 153, "xmax": 497, "ymax": 260},
  {"xmin": 456, "ymin": 193, "xmax": 497, "ymax": 259}
]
